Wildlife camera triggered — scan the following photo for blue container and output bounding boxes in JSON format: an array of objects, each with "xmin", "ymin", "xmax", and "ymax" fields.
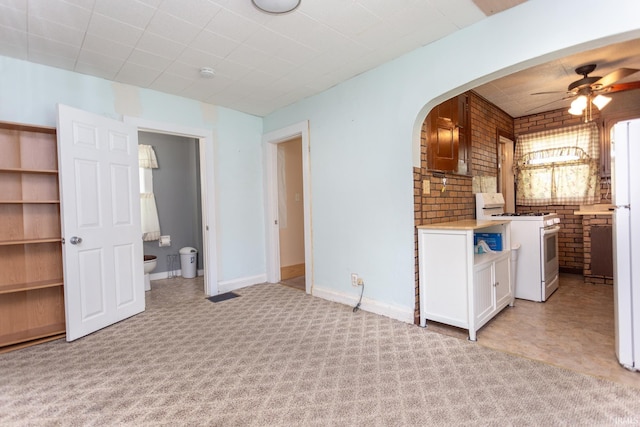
[{"xmin": 474, "ymin": 233, "xmax": 503, "ymax": 251}]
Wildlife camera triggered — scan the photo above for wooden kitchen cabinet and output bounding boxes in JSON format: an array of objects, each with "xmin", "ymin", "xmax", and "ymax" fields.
[
  {"xmin": 417, "ymin": 219, "xmax": 512, "ymax": 341},
  {"xmin": 0, "ymin": 122, "xmax": 65, "ymax": 353},
  {"xmin": 425, "ymin": 93, "xmax": 470, "ymax": 174}
]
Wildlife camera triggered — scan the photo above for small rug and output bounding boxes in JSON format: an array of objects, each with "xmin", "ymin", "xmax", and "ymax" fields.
[{"xmin": 207, "ymin": 292, "xmax": 239, "ymax": 303}]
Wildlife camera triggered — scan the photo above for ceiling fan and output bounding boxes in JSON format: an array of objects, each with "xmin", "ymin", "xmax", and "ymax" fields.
[{"xmin": 531, "ymin": 63, "xmax": 640, "ymax": 119}]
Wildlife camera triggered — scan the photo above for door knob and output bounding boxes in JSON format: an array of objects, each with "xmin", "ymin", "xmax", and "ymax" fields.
[{"xmin": 70, "ymin": 236, "xmax": 83, "ymax": 245}]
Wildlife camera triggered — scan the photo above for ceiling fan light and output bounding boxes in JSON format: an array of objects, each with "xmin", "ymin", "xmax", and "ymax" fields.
[
  {"xmin": 568, "ymin": 95, "xmax": 587, "ymax": 116},
  {"xmin": 251, "ymin": 0, "xmax": 301, "ymax": 14},
  {"xmin": 571, "ymin": 95, "xmax": 588, "ymax": 111},
  {"xmin": 593, "ymin": 94, "xmax": 612, "ymax": 110},
  {"xmin": 568, "ymin": 106, "xmax": 584, "ymax": 116}
]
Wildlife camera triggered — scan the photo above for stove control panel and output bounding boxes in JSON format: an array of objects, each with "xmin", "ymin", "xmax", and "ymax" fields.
[{"xmin": 544, "ymin": 217, "xmax": 561, "ymax": 226}]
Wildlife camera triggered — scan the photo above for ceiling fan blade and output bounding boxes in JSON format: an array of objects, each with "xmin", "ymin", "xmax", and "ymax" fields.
[
  {"xmin": 600, "ymin": 80, "xmax": 640, "ymax": 93},
  {"xmin": 593, "ymin": 68, "xmax": 640, "ymax": 88},
  {"xmin": 530, "ymin": 90, "xmax": 569, "ymax": 96}
]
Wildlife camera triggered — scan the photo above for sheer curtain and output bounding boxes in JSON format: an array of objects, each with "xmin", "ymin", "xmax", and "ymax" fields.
[
  {"xmin": 139, "ymin": 144, "xmax": 161, "ymax": 241},
  {"xmin": 515, "ymin": 122, "xmax": 600, "ymax": 206}
]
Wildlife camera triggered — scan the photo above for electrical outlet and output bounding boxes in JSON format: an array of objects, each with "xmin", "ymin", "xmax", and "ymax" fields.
[
  {"xmin": 357, "ymin": 278, "xmax": 364, "ymax": 286},
  {"xmin": 351, "ymin": 273, "xmax": 358, "ymax": 287}
]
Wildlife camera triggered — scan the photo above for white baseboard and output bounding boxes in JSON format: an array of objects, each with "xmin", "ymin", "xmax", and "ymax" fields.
[
  {"xmin": 311, "ymin": 284, "xmax": 414, "ymax": 324},
  {"xmin": 218, "ymin": 274, "xmax": 267, "ymax": 294},
  {"xmin": 149, "ymin": 271, "xmax": 170, "ymax": 281},
  {"xmin": 149, "ymin": 269, "xmax": 204, "ymax": 281},
  {"xmin": 148, "ymin": 271, "xmax": 413, "ymax": 323}
]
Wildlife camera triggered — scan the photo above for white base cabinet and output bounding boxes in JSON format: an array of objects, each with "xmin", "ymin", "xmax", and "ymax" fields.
[
  {"xmin": 417, "ymin": 219, "xmax": 513, "ymax": 341},
  {"xmin": 473, "ymin": 253, "xmax": 511, "ymax": 330}
]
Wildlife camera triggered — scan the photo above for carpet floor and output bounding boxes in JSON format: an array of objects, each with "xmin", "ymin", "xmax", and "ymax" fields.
[{"xmin": 1, "ymin": 277, "xmax": 639, "ymax": 426}]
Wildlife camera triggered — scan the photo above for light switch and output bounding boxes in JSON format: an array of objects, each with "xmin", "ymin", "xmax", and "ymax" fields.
[{"xmin": 422, "ymin": 179, "xmax": 430, "ymax": 195}]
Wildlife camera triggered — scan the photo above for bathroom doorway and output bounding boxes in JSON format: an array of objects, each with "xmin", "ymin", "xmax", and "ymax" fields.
[
  {"xmin": 139, "ymin": 132, "xmax": 204, "ymax": 282},
  {"xmin": 125, "ymin": 117, "xmax": 218, "ymax": 297}
]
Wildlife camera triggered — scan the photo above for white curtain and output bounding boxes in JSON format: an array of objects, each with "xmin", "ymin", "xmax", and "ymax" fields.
[
  {"xmin": 140, "ymin": 193, "xmax": 161, "ymax": 241},
  {"xmin": 139, "ymin": 144, "xmax": 158, "ymax": 168},
  {"xmin": 515, "ymin": 122, "xmax": 600, "ymax": 206},
  {"xmin": 139, "ymin": 144, "xmax": 161, "ymax": 241}
]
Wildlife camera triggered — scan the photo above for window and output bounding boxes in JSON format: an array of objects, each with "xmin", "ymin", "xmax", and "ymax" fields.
[{"xmin": 515, "ymin": 122, "xmax": 600, "ymax": 205}]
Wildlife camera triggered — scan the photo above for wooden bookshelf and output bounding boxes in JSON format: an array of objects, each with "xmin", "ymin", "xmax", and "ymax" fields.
[{"xmin": 0, "ymin": 122, "xmax": 65, "ymax": 351}]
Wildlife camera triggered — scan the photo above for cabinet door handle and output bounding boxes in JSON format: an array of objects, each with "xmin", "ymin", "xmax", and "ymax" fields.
[{"xmin": 493, "ymin": 281, "xmax": 499, "ymax": 287}]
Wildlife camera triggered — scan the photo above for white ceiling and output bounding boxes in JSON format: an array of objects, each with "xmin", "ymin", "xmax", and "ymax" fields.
[{"xmin": 0, "ymin": 0, "xmax": 526, "ymax": 117}]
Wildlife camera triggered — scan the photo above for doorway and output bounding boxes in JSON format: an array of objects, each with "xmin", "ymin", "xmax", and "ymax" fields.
[
  {"xmin": 498, "ymin": 133, "xmax": 516, "ymax": 212},
  {"xmin": 263, "ymin": 121, "xmax": 312, "ymax": 294},
  {"xmin": 124, "ymin": 117, "xmax": 218, "ymax": 297},
  {"xmin": 138, "ymin": 132, "xmax": 203, "ymax": 282},
  {"xmin": 277, "ymin": 138, "xmax": 305, "ymax": 290}
]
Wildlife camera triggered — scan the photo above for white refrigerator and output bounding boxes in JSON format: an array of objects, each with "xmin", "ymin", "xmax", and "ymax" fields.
[{"xmin": 611, "ymin": 118, "xmax": 640, "ymax": 371}]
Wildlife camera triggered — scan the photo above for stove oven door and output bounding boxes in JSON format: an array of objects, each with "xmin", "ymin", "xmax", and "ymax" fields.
[{"xmin": 540, "ymin": 224, "xmax": 560, "ymax": 300}]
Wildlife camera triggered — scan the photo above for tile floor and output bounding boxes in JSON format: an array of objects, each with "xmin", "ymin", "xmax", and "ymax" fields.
[{"xmin": 425, "ymin": 273, "xmax": 640, "ymax": 389}]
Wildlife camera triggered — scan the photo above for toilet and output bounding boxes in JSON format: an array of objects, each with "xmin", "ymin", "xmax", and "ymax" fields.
[{"xmin": 143, "ymin": 255, "xmax": 157, "ymax": 291}]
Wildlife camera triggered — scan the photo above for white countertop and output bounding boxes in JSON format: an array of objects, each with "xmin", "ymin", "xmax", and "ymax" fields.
[
  {"xmin": 574, "ymin": 204, "xmax": 614, "ymax": 215},
  {"xmin": 417, "ymin": 219, "xmax": 511, "ymax": 230}
]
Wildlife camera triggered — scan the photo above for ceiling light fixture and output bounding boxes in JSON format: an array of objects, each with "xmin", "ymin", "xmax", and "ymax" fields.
[
  {"xmin": 568, "ymin": 95, "xmax": 588, "ymax": 116},
  {"xmin": 200, "ymin": 67, "xmax": 215, "ymax": 78},
  {"xmin": 592, "ymin": 94, "xmax": 612, "ymax": 110},
  {"xmin": 251, "ymin": 0, "xmax": 301, "ymax": 14},
  {"xmin": 568, "ymin": 92, "xmax": 612, "ymax": 122}
]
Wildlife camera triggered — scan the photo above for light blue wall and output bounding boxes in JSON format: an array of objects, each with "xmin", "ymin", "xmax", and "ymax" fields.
[
  {"xmin": 0, "ymin": 58, "xmax": 264, "ymax": 285},
  {"xmin": 263, "ymin": 0, "xmax": 640, "ymax": 314},
  {"xmin": 215, "ymin": 108, "xmax": 266, "ymax": 280}
]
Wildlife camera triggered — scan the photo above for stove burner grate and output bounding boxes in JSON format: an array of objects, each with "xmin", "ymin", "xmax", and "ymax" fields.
[{"xmin": 492, "ymin": 212, "xmax": 551, "ymax": 217}]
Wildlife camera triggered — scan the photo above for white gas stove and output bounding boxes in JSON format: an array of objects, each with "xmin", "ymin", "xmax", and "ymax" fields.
[{"xmin": 476, "ymin": 193, "xmax": 560, "ymax": 302}]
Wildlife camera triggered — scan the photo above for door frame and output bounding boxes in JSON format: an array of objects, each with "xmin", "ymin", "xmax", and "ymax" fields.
[
  {"xmin": 497, "ymin": 130, "xmax": 516, "ymax": 212},
  {"xmin": 124, "ymin": 117, "xmax": 218, "ymax": 296},
  {"xmin": 263, "ymin": 121, "xmax": 312, "ymax": 293}
]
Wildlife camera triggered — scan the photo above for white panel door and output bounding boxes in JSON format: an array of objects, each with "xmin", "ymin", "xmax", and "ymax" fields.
[
  {"xmin": 473, "ymin": 262, "xmax": 494, "ymax": 327},
  {"xmin": 57, "ymin": 104, "xmax": 144, "ymax": 342},
  {"xmin": 494, "ymin": 255, "xmax": 511, "ymax": 308}
]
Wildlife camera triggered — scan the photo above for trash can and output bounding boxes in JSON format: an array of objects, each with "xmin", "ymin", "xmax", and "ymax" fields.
[
  {"xmin": 510, "ymin": 243, "xmax": 521, "ymax": 302},
  {"xmin": 179, "ymin": 247, "xmax": 198, "ymax": 278}
]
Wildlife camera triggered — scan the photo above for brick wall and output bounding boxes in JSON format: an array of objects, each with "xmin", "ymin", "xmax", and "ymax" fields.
[
  {"xmin": 513, "ymin": 109, "xmax": 591, "ymax": 134},
  {"xmin": 469, "ymin": 91, "xmax": 513, "ymax": 175},
  {"xmin": 413, "ymin": 91, "xmax": 513, "ymax": 324}
]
